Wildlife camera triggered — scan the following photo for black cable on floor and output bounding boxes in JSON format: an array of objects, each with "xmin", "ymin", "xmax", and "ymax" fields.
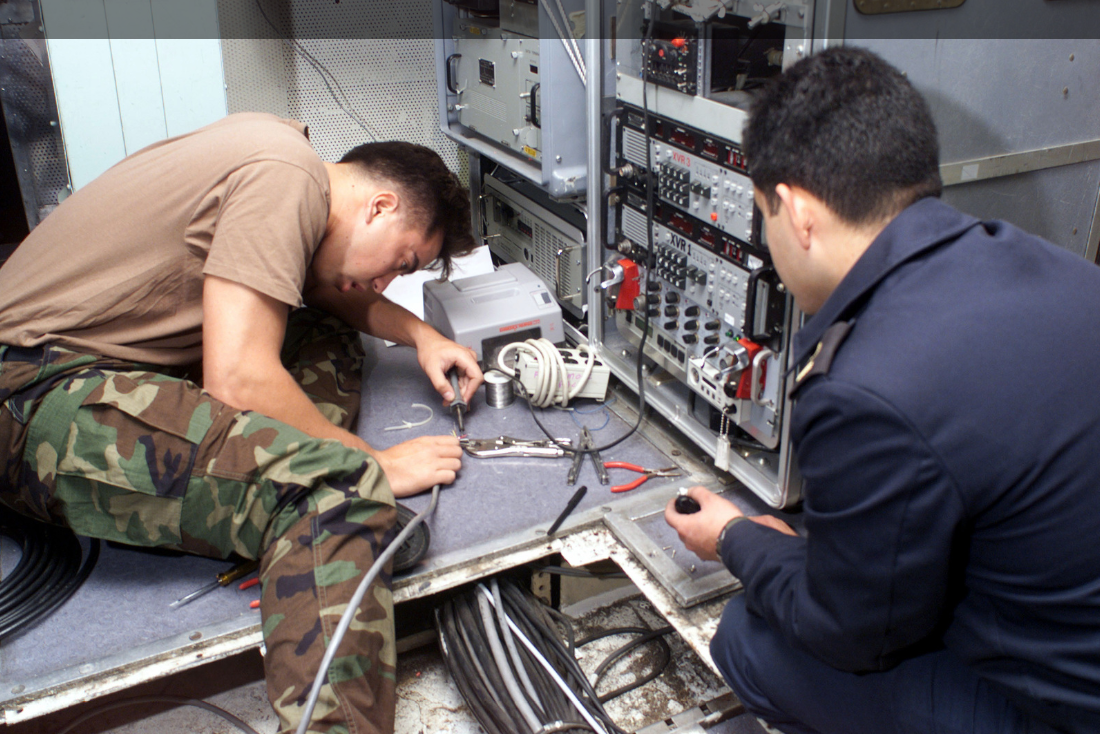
[
  {"xmin": 577, "ymin": 625, "xmax": 675, "ymax": 703},
  {"xmin": 55, "ymin": 694, "xmax": 261, "ymax": 734},
  {"xmin": 0, "ymin": 509, "xmax": 100, "ymax": 640}
]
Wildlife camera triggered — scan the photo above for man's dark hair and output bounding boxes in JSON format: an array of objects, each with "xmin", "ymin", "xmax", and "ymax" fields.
[
  {"xmin": 743, "ymin": 46, "xmax": 942, "ymax": 225},
  {"xmin": 340, "ymin": 141, "xmax": 476, "ymax": 278}
]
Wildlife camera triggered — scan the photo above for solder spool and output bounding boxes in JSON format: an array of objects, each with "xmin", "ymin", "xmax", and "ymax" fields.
[{"xmin": 484, "ymin": 369, "xmax": 514, "ymax": 408}]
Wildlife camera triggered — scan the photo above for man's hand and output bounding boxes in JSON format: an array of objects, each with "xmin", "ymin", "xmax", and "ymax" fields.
[
  {"xmin": 416, "ymin": 332, "xmax": 483, "ymax": 407},
  {"xmin": 304, "ymin": 284, "xmax": 484, "ymax": 406},
  {"xmin": 664, "ymin": 486, "xmax": 798, "ymax": 561},
  {"xmin": 371, "ymin": 435, "xmax": 463, "ymax": 497},
  {"xmin": 664, "ymin": 486, "xmax": 744, "ymax": 561}
]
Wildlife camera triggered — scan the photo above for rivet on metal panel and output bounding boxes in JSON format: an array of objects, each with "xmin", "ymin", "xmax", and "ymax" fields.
[{"xmin": 189, "ymin": 631, "xmax": 202, "ymax": 641}]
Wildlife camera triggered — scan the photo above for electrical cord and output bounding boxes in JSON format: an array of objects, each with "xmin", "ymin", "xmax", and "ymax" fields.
[
  {"xmin": 515, "ymin": 2, "xmax": 659, "ymax": 462},
  {"xmin": 0, "ymin": 510, "xmax": 100, "ymax": 640},
  {"xmin": 577, "ymin": 625, "xmax": 674, "ymax": 703},
  {"xmin": 498, "ymin": 583, "xmax": 625, "ymax": 734},
  {"xmin": 497, "ymin": 338, "xmax": 597, "ymax": 409},
  {"xmin": 56, "ymin": 694, "xmax": 261, "ymax": 734},
  {"xmin": 437, "ymin": 602, "xmax": 514, "ymax": 733},
  {"xmin": 537, "ymin": 723, "xmax": 598, "ymax": 734},
  {"xmin": 294, "ymin": 485, "xmax": 440, "ymax": 734},
  {"xmin": 481, "ymin": 586, "xmax": 611, "ymax": 734},
  {"xmin": 479, "ymin": 588, "xmax": 544, "ymax": 731},
  {"xmin": 493, "ymin": 578, "xmax": 544, "ymax": 711},
  {"xmin": 253, "ymin": 0, "xmax": 382, "ymax": 142},
  {"xmin": 436, "ymin": 579, "xmax": 634, "ymax": 734}
]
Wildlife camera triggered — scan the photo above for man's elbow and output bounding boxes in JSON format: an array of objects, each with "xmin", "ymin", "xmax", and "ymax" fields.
[{"xmin": 203, "ymin": 365, "xmax": 269, "ymax": 412}]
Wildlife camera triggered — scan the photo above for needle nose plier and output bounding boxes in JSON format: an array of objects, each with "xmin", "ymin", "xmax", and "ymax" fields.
[{"xmin": 604, "ymin": 462, "xmax": 682, "ymax": 493}]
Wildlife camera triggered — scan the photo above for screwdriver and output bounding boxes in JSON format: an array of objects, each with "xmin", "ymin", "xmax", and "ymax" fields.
[
  {"xmin": 169, "ymin": 559, "xmax": 260, "ymax": 609},
  {"xmin": 447, "ymin": 367, "xmax": 468, "ymax": 433}
]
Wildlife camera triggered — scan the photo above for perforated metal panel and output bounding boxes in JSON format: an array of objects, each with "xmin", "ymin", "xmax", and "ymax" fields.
[
  {"xmin": 218, "ymin": 1, "xmax": 464, "ymax": 178},
  {"xmin": 0, "ymin": 28, "xmax": 71, "ymax": 227}
]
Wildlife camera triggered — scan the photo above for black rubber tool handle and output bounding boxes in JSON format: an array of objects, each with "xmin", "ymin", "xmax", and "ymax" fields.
[{"xmin": 674, "ymin": 488, "xmax": 701, "ymax": 514}]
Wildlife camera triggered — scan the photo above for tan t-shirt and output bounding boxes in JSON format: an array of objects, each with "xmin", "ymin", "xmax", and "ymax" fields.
[{"xmin": 0, "ymin": 112, "xmax": 330, "ymax": 366}]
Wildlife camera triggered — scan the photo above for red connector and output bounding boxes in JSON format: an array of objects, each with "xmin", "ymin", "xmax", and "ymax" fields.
[
  {"xmin": 615, "ymin": 259, "xmax": 641, "ymax": 311},
  {"xmin": 734, "ymin": 338, "xmax": 765, "ymax": 399}
]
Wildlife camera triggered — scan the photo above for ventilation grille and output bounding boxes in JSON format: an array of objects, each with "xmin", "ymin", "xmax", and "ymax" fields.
[
  {"xmin": 463, "ymin": 89, "xmax": 508, "ymax": 124},
  {"xmin": 532, "ymin": 223, "xmax": 556, "ymax": 285},
  {"xmin": 623, "ymin": 127, "xmax": 650, "ymax": 169},
  {"xmin": 218, "ymin": 3, "xmax": 464, "ymax": 178},
  {"xmin": 1, "ymin": 36, "xmax": 70, "ymax": 225},
  {"xmin": 622, "ymin": 205, "xmax": 649, "ymax": 248}
]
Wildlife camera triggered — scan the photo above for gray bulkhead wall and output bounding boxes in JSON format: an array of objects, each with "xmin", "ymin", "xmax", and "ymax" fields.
[{"xmin": 834, "ymin": 1, "xmax": 1100, "ymax": 260}]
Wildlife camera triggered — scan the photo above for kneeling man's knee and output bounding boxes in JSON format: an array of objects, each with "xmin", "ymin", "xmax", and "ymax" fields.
[{"xmin": 710, "ymin": 595, "xmax": 785, "ymax": 718}]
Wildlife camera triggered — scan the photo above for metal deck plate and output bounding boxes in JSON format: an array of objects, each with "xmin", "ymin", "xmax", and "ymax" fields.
[{"xmin": 0, "ymin": 337, "xmax": 709, "ymax": 722}]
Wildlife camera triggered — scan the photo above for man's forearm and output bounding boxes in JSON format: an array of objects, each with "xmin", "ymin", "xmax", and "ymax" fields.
[
  {"xmin": 216, "ymin": 362, "xmax": 377, "ymax": 457},
  {"xmin": 361, "ymin": 295, "xmax": 437, "ymax": 348},
  {"xmin": 304, "ymin": 286, "xmax": 439, "ymax": 349}
]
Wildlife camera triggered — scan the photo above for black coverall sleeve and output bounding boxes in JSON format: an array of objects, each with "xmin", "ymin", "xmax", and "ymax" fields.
[{"xmin": 720, "ymin": 379, "xmax": 968, "ymax": 672}]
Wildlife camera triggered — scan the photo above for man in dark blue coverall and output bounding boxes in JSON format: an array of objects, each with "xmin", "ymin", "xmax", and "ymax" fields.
[{"xmin": 666, "ymin": 47, "xmax": 1100, "ymax": 734}]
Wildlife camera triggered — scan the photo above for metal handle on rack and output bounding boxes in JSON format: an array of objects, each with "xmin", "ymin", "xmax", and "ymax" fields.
[
  {"xmin": 744, "ymin": 265, "xmax": 774, "ymax": 340},
  {"xmin": 751, "ymin": 348, "xmax": 775, "ymax": 408},
  {"xmin": 446, "ymin": 53, "xmax": 462, "ymax": 94},
  {"xmin": 528, "ymin": 82, "xmax": 541, "ymax": 128}
]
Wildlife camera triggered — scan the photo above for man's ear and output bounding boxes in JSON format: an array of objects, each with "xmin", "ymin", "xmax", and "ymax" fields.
[
  {"xmin": 775, "ymin": 183, "xmax": 814, "ymax": 252},
  {"xmin": 365, "ymin": 190, "xmax": 400, "ymax": 223}
]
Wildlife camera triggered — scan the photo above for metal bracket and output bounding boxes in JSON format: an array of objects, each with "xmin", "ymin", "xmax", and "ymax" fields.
[
  {"xmin": 635, "ymin": 691, "xmax": 746, "ymax": 733},
  {"xmin": 940, "ymin": 139, "xmax": 1100, "ymax": 187}
]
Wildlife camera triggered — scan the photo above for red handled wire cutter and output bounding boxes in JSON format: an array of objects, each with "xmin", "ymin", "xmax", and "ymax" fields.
[{"xmin": 604, "ymin": 462, "xmax": 682, "ymax": 493}]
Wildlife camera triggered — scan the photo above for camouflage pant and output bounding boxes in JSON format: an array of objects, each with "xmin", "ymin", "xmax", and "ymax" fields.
[{"xmin": 0, "ymin": 309, "xmax": 396, "ymax": 734}]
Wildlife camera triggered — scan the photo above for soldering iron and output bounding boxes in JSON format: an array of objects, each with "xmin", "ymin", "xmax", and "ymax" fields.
[{"xmin": 447, "ymin": 367, "xmax": 467, "ymax": 433}]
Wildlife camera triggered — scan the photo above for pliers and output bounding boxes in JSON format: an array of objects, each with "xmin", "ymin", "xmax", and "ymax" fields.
[{"xmin": 604, "ymin": 462, "xmax": 682, "ymax": 493}]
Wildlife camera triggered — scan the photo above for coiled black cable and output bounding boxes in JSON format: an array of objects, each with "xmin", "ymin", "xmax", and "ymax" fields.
[
  {"xmin": 577, "ymin": 625, "xmax": 674, "ymax": 703},
  {"xmin": 0, "ymin": 509, "xmax": 100, "ymax": 640}
]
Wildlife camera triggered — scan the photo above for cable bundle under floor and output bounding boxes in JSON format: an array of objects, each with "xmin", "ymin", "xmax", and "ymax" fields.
[
  {"xmin": 0, "ymin": 508, "xmax": 99, "ymax": 640},
  {"xmin": 435, "ymin": 576, "xmax": 675, "ymax": 734}
]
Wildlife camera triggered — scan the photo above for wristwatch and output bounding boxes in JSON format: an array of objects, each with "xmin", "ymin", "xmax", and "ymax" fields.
[{"xmin": 716, "ymin": 515, "xmax": 749, "ymax": 557}]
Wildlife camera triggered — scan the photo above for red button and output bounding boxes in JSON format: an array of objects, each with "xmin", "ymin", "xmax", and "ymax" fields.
[
  {"xmin": 710, "ymin": 212, "xmax": 718, "ymax": 222},
  {"xmin": 671, "ymin": 38, "xmax": 687, "ymax": 49},
  {"xmin": 658, "ymin": 49, "xmax": 665, "ymax": 57}
]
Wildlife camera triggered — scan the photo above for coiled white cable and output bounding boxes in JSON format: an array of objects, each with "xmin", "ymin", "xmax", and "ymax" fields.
[{"xmin": 496, "ymin": 338, "xmax": 596, "ymax": 409}]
